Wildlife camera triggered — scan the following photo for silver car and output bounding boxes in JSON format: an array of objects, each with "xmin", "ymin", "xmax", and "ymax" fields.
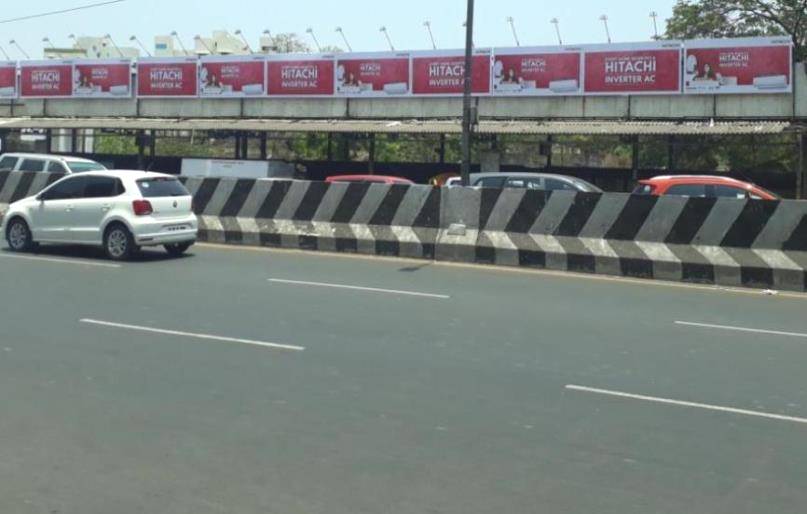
[{"xmin": 469, "ymin": 172, "xmax": 602, "ymax": 193}]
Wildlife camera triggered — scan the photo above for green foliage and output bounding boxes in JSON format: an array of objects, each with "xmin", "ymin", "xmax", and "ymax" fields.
[{"xmin": 94, "ymin": 134, "xmax": 138, "ymax": 155}]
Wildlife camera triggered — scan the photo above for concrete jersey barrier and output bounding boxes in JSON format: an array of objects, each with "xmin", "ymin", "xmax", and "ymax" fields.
[{"xmin": 1, "ymin": 171, "xmax": 805, "ymax": 292}]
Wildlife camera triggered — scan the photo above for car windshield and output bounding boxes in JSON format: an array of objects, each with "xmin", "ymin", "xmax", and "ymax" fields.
[
  {"xmin": 136, "ymin": 177, "xmax": 190, "ymax": 197},
  {"xmin": 67, "ymin": 161, "xmax": 107, "ymax": 173}
]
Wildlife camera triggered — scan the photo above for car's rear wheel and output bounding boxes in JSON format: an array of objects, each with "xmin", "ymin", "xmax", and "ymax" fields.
[
  {"xmin": 104, "ymin": 224, "xmax": 136, "ymax": 261},
  {"xmin": 6, "ymin": 218, "xmax": 34, "ymax": 252},
  {"xmin": 164, "ymin": 242, "xmax": 193, "ymax": 257}
]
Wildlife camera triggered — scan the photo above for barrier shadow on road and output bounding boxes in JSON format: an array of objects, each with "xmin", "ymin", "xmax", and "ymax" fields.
[{"xmin": 0, "ymin": 245, "xmax": 195, "ymax": 264}]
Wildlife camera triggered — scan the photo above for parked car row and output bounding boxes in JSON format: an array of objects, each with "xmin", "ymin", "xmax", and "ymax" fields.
[
  {"xmin": 0, "ymin": 153, "xmax": 779, "ymax": 201},
  {"xmin": 325, "ymin": 172, "xmax": 778, "ymax": 199}
]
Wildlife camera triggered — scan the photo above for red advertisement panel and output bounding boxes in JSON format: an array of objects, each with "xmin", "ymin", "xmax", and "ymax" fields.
[
  {"xmin": 73, "ymin": 60, "xmax": 132, "ymax": 98},
  {"xmin": 492, "ymin": 50, "xmax": 581, "ymax": 95},
  {"xmin": 336, "ymin": 53, "xmax": 410, "ymax": 96},
  {"xmin": 684, "ymin": 41, "xmax": 792, "ymax": 94},
  {"xmin": 412, "ymin": 53, "xmax": 491, "ymax": 95},
  {"xmin": 584, "ymin": 47, "xmax": 681, "ymax": 94},
  {"xmin": 20, "ymin": 62, "xmax": 73, "ymax": 98},
  {"xmin": 267, "ymin": 58, "xmax": 334, "ymax": 96},
  {"xmin": 200, "ymin": 57, "xmax": 265, "ymax": 97},
  {"xmin": 0, "ymin": 63, "xmax": 16, "ymax": 99},
  {"xmin": 137, "ymin": 58, "xmax": 198, "ymax": 97}
]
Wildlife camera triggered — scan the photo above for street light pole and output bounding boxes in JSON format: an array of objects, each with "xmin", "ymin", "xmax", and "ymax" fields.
[
  {"xmin": 423, "ymin": 21, "xmax": 437, "ymax": 50},
  {"xmin": 650, "ymin": 11, "xmax": 659, "ymax": 40},
  {"xmin": 235, "ymin": 30, "xmax": 254, "ymax": 53},
  {"xmin": 335, "ymin": 27, "xmax": 353, "ymax": 52},
  {"xmin": 171, "ymin": 31, "xmax": 190, "ymax": 55},
  {"xmin": 0, "ymin": 45, "xmax": 9, "ymax": 60},
  {"xmin": 506, "ymin": 16, "xmax": 520, "ymax": 46},
  {"xmin": 194, "ymin": 35, "xmax": 214, "ymax": 55},
  {"xmin": 129, "ymin": 36, "xmax": 152, "ymax": 57},
  {"xmin": 599, "ymin": 15, "xmax": 612, "ymax": 44},
  {"xmin": 104, "ymin": 34, "xmax": 124, "ymax": 57},
  {"xmin": 306, "ymin": 28, "xmax": 322, "ymax": 52},
  {"xmin": 461, "ymin": 0, "xmax": 475, "ymax": 186},
  {"xmin": 551, "ymin": 18, "xmax": 563, "ymax": 45},
  {"xmin": 9, "ymin": 40, "xmax": 30, "ymax": 59},
  {"xmin": 42, "ymin": 37, "xmax": 61, "ymax": 58},
  {"xmin": 380, "ymin": 26, "xmax": 395, "ymax": 51}
]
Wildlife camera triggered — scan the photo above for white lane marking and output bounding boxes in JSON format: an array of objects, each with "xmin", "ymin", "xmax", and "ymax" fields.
[
  {"xmin": 566, "ymin": 385, "xmax": 807, "ymax": 426},
  {"xmin": 0, "ymin": 253, "xmax": 121, "ymax": 268},
  {"xmin": 675, "ymin": 321, "xmax": 807, "ymax": 339},
  {"xmin": 198, "ymin": 243, "xmax": 807, "ymax": 301},
  {"xmin": 80, "ymin": 319, "xmax": 304, "ymax": 352},
  {"xmin": 268, "ymin": 278, "xmax": 450, "ymax": 299}
]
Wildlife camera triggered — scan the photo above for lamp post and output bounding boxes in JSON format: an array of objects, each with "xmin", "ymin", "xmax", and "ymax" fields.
[
  {"xmin": 170, "ymin": 31, "xmax": 190, "ymax": 55},
  {"xmin": 650, "ymin": 11, "xmax": 660, "ymax": 40},
  {"xmin": 42, "ymin": 37, "xmax": 61, "ymax": 58},
  {"xmin": 335, "ymin": 27, "xmax": 352, "ymax": 52},
  {"xmin": 129, "ymin": 36, "xmax": 151, "ymax": 57},
  {"xmin": 306, "ymin": 28, "xmax": 322, "ymax": 52},
  {"xmin": 551, "ymin": 18, "xmax": 563, "ymax": 45},
  {"xmin": 104, "ymin": 34, "xmax": 124, "ymax": 57},
  {"xmin": 379, "ymin": 26, "xmax": 395, "ymax": 51},
  {"xmin": 9, "ymin": 40, "xmax": 30, "ymax": 59},
  {"xmin": 194, "ymin": 35, "xmax": 214, "ymax": 55},
  {"xmin": 423, "ymin": 21, "xmax": 437, "ymax": 50},
  {"xmin": 234, "ymin": 30, "xmax": 254, "ymax": 53},
  {"xmin": 506, "ymin": 16, "xmax": 520, "ymax": 46},
  {"xmin": 0, "ymin": 45, "xmax": 9, "ymax": 60},
  {"xmin": 599, "ymin": 15, "xmax": 612, "ymax": 44},
  {"xmin": 460, "ymin": 0, "xmax": 475, "ymax": 186}
]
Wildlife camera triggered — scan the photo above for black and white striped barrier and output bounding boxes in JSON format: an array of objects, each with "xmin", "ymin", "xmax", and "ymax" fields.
[{"xmin": 2, "ymin": 171, "xmax": 805, "ymax": 292}]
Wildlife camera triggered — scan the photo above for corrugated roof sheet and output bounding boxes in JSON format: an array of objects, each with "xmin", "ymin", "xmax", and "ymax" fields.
[{"xmin": 0, "ymin": 117, "xmax": 796, "ymax": 135}]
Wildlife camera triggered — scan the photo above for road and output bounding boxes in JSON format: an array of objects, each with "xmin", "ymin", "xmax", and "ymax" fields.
[{"xmin": 1, "ymin": 243, "xmax": 806, "ymax": 514}]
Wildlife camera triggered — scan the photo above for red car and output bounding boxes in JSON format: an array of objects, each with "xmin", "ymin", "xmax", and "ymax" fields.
[
  {"xmin": 633, "ymin": 175, "xmax": 779, "ymax": 200},
  {"xmin": 325, "ymin": 174, "xmax": 415, "ymax": 185}
]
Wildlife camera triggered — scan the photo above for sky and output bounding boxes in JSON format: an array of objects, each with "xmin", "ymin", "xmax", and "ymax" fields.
[{"xmin": 1, "ymin": 0, "xmax": 677, "ymax": 59}]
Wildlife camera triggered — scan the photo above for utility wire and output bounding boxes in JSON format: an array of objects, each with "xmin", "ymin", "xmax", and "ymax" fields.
[{"xmin": 0, "ymin": 0, "xmax": 127, "ymax": 24}]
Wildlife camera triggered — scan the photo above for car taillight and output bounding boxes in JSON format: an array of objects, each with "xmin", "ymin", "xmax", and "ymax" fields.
[{"xmin": 132, "ymin": 199, "xmax": 153, "ymax": 216}]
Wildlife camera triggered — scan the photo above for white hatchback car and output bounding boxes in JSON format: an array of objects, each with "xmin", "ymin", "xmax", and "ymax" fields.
[{"xmin": 2, "ymin": 170, "xmax": 198, "ymax": 260}]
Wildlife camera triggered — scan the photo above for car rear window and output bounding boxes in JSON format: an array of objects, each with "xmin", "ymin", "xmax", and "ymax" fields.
[
  {"xmin": 137, "ymin": 177, "xmax": 190, "ymax": 197},
  {"xmin": 67, "ymin": 161, "xmax": 107, "ymax": 173}
]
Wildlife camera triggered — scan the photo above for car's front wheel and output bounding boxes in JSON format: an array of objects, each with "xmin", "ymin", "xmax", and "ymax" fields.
[
  {"xmin": 164, "ymin": 242, "xmax": 193, "ymax": 257},
  {"xmin": 6, "ymin": 218, "xmax": 35, "ymax": 252},
  {"xmin": 103, "ymin": 224, "xmax": 136, "ymax": 261}
]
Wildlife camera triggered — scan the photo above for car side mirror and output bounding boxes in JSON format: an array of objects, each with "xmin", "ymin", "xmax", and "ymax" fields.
[{"xmin": 36, "ymin": 194, "xmax": 46, "ymax": 202}]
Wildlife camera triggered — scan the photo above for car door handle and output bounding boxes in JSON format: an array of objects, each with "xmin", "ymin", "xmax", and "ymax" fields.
[
  {"xmin": 101, "ymin": 204, "xmax": 111, "ymax": 212},
  {"xmin": 65, "ymin": 205, "xmax": 74, "ymax": 212}
]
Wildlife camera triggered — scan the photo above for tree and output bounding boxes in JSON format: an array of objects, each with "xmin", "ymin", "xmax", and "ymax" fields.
[
  {"xmin": 268, "ymin": 33, "xmax": 311, "ymax": 53},
  {"xmin": 665, "ymin": 0, "xmax": 807, "ymax": 61}
]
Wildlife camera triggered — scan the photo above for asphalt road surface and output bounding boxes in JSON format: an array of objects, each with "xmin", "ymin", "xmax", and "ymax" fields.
[{"xmin": 1, "ymin": 243, "xmax": 806, "ymax": 514}]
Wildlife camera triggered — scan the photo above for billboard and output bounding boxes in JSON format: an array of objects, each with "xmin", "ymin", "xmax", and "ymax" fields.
[
  {"xmin": 335, "ymin": 52, "xmax": 410, "ymax": 96},
  {"xmin": 20, "ymin": 61, "xmax": 73, "ymax": 98},
  {"xmin": 683, "ymin": 38, "xmax": 792, "ymax": 94},
  {"xmin": 73, "ymin": 59, "xmax": 132, "ymax": 98},
  {"xmin": 412, "ymin": 50, "xmax": 492, "ymax": 95},
  {"xmin": 267, "ymin": 54, "xmax": 335, "ymax": 96},
  {"xmin": 0, "ymin": 62, "xmax": 17, "ymax": 99},
  {"xmin": 583, "ymin": 43, "xmax": 682, "ymax": 95},
  {"xmin": 492, "ymin": 47, "xmax": 582, "ymax": 96},
  {"xmin": 136, "ymin": 57, "xmax": 198, "ymax": 97},
  {"xmin": 199, "ymin": 55, "xmax": 266, "ymax": 98}
]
